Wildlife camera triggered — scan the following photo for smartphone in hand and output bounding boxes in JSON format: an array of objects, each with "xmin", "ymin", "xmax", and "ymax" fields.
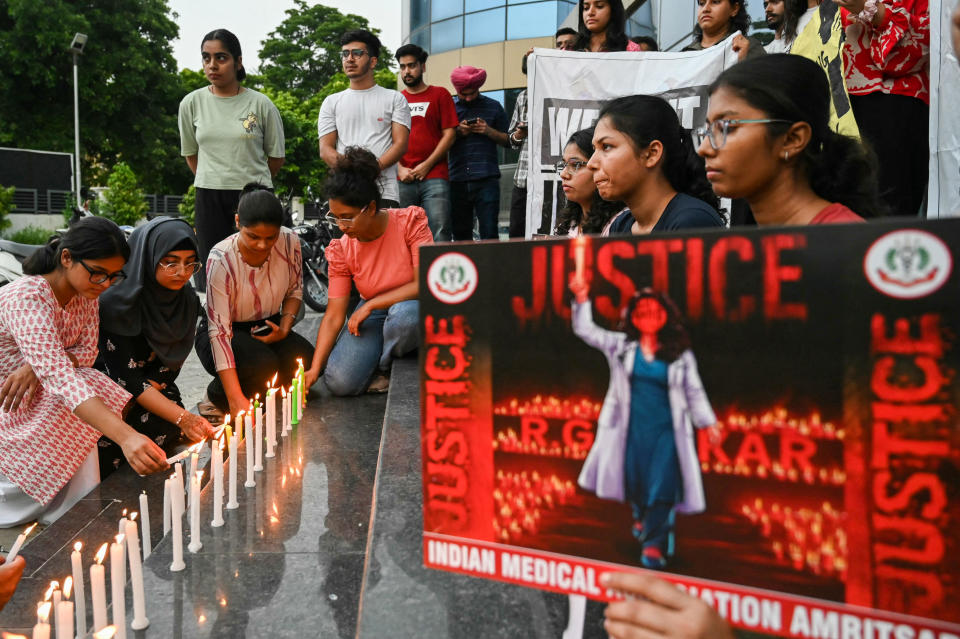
[{"xmin": 251, "ymin": 324, "xmax": 272, "ymax": 336}]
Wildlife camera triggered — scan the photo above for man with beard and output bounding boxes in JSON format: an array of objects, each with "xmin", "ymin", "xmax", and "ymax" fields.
[
  {"xmin": 395, "ymin": 44, "xmax": 458, "ymax": 241},
  {"xmin": 318, "ymin": 29, "xmax": 410, "ymax": 207},
  {"xmin": 764, "ymin": 0, "xmax": 808, "ymax": 52}
]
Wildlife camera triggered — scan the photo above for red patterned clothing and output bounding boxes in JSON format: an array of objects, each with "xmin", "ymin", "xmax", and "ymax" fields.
[
  {"xmin": 0, "ymin": 276, "xmax": 130, "ymax": 505},
  {"xmin": 843, "ymin": 0, "xmax": 930, "ymax": 104}
]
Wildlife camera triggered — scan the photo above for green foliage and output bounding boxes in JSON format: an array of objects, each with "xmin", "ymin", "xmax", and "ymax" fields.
[
  {"xmin": 5, "ymin": 225, "xmax": 50, "ymax": 245},
  {"xmin": 0, "ymin": 186, "xmax": 14, "ymax": 232},
  {"xmin": 258, "ymin": 0, "xmax": 394, "ymax": 102},
  {"xmin": 178, "ymin": 184, "xmax": 196, "ymax": 227},
  {"xmin": 0, "ymin": 0, "xmax": 188, "ymax": 195},
  {"xmin": 100, "ymin": 162, "xmax": 147, "ymax": 226}
]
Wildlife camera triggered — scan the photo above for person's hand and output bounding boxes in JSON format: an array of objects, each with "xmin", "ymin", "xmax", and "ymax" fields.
[
  {"xmin": 512, "ymin": 124, "xmax": 528, "ymax": 142},
  {"xmin": 228, "ymin": 394, "xmax": 251, "ymax": 420},
  {"xmin": 251, "ymin": 320, "xmax": 287, "ymax": 345},
  {"xmin": 569, "ymin": 273, "xmax": 590, "ymax": 303},
  {"xmin": 120, "ymin": 432, "xmax": 169, "ymax": 475},
  {"xmin": 397, "ymin": 164, "xmax": 414, "ymax": 183},
  {"xmin": 457, "ymin": 120, "xmax": 473, "ymax": 137},
  {"xmin": 602, "ymin": 572, "xmax": 735, "ymax": 639},
  {"xmin": 0, "ymin": 364, "xmax": 39, "ymax": 412},
  {"xmin": 732, "ymin": 33, "xmax": 750, "ymax": 61},
  {"xmin": 347, "ymin": 304, "xmax": 373, "ymax": 336},
  {"xmin": 835, "ymin": 0, "xmax": 867, "ymax": 13},
  {"xmin": 469, "ymin": 118, "xmax": 490, "ymax": 136},
  {"xmin": 0, "ymin": 555, "xmax": 25, "ymax": 612},
  {"xmin": 409, "ymin": 162, "xmax": 431, "ymax": 181},
  {"xmin": 304, "ymin": 366, "xmax": 320, "ymax": 390},
  {"xmin": 179, "ymin": 412, "xmax": 216, "ymax": 442}
]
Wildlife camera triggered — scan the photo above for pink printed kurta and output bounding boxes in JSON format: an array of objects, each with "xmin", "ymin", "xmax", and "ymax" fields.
[{"xmin": 0, "ymin": 276, "xmax": 131, "ymax": 505}]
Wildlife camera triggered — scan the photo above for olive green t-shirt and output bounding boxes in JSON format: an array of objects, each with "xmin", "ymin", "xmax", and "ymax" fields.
[{"xmin": 178, "ymin": 87, "xmax": 285, "ymax": 190}]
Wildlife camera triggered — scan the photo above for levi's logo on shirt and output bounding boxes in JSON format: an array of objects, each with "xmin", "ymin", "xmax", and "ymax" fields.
[{"xmin": 409, "ymin": 102, "xmax": 429, "ymax": 117}]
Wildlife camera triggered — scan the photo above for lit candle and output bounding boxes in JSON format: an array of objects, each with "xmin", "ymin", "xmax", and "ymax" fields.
[
  {"xmin": 297, "ymin": 359, "xmax": 305, "ymax": 410},
  {"xmin": 49, "ymin": 581, "xmax": 61, "ymax": 637},
  {"xmin": 244, "ymin": 412, "xmax": 255, "ymax": 488},
  {"xmin": 33, "ymin": 601, "xmax": 51, "ymax": 639},
  {"xmin": 174, "ymin": 461, "xmax": 184, "ymax": 500},
  {"xmin": 56, "ymin": 577, "xmax": 73, "ymax": 639},
  {"xmin": 188, "ymin": 449, "xmax": 198, "ymax": 516},
  {"xmin": 170, "ymin": 478, "xmax": 186, "ymax": 572},
  {"xmin": 188, "ymin": 471, "xmax": 203, "ymax": 553},
  {"xmin": 291, "ymin": 381, "xmax": 299, "ymax": 425},
  {"xmin": 93, "ymin": 626, "xmax": 117, "ymax": 639},
  {"xmin": 265, "ymin": 385, "xmax": 276, "ymax": 458},
  {"xmin": 109, "ymin": 535, "xmax": 126, "ymax": 639},
  {"xmin": 70, "ymin": 541, "xmax": 86, "ymax": 638},
  {"xmin": 6, "ymin": 522, "xmax": 37, "ymax": 562},
  {"xmin": 254, "ymin": 394, "xmax": 263, "ymax": 471},
  {"xmin": 226, "ymin": 425, "xmax": 239, "ymax": 510},
  {"xmin": 123, "ymin": 519, "xmax": 149, "ymax": 630},
  {"xmin": 90, "ymin": 544, "xmax": 108, "ymax": 631},
  {"xmin": 162, "ymin": 477, "xmax": 171, "ymax": 535},
  {"xmin": 212, "ymin": 438, "xmax": 225, "ymax": 527},
  {"xmin": 281, "ymin": 387, "xmax": 290, "ymax": 436}
]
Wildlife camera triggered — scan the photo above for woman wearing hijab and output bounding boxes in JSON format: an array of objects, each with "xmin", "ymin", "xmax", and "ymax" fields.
[{"xmin": 97, "ymin": 217, "xmax": 215, "ymax": 477}]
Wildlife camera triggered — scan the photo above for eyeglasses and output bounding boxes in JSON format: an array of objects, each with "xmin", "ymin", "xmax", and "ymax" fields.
[
  {"xmin": 158, "ymin": 260, "xmax": 202, "ymax": 275},
  {"xmin": 78, "ymin": 260, "xmax": 126, "ymax": 285},
  {"xmin": 340, "ymin": 49, "xmax": 368, "ymax": 60},
  {"xmin": 695, "ymin": 118, "xmax": 793, "ymax": 150},
  {"xmin": 554, "ymin": 159, "xmax": 590, "ymax": 175},
  {"xmin": 325, "ymin": 206, "xmax": 367, "ymax": 228}
]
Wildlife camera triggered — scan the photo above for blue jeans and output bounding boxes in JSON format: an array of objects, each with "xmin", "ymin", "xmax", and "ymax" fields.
[
  {"xmin": 450, "ymin": 177, "xmax": 500, "ymax": 241},
  {"xmin": 321, "ymin": 300, "xmax": 419, "ymax": 396},
  {"xmin": 398, "ymin": 179, "xmax": 452, "ymax": 241}
]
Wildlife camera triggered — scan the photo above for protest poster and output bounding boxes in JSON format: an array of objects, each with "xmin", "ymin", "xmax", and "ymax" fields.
[
  {"xmin": 419, "ymin": 220, "xmax": 960, "ymax": 637},
  {"xmin": 524, "ymin": 41, "xmax": 736, "ymax": 238}
]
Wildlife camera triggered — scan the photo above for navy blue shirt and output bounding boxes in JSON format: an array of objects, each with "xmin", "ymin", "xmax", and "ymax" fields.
[
  {"xmin": 449, "ymin": 94, "xmax": 508, "ymax": 182},
  {"xmin": 608, "ymin": 194, "xmax": 724, "ymax": 234}
]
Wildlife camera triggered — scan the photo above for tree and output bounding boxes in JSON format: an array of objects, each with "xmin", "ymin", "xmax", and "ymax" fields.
[
  {"xmin": 177, "ymin": 184, "xmax": 196, "ymax": 227},
  {"xmin": 99, "ymin": 162, "xmax": 147, "ymax": 226},
  {"xmin": 0, "ymin": 0, "xmax": 186, "ymax": 195},
  {"xmin": 259, "ymin": 0, "xmax": 394, "ymax": 102},
  {"xmin": 0, "ymin": 186, "xmax": 14, "ymax": 233}
]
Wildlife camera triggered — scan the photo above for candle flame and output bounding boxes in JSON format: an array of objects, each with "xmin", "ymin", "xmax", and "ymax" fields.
[
  {"xmin": 272, "ymin": 503, "xmax": 278, "ymax": 515},
  {"xmin": 37, "ymin": 601, "xmax": 52, "ymax": 623},
  {"xmin": 44, "ymin": 581, "xmax": 58, "ymax": 600},
  {"xmin": 95, "ymin": 543, "xmax": 108, "ymax": 564},
  {"xmin": 1, "ymin": 632, "xmax": 29, "ymax": 638},
  {"xmin": 281, "ymin": 475, "xmax": 286, "ymax": 488},
  {"xmin": 121, "ymin": 508, "xmax": 127, "ymax": 517},
  {"xmin": 255, "ymin": 392, "xmax": 260, "ymax": 400},
  {"xmin": 281, "ymin": 386, "xmax": 286, "ymax": 397},
  {"xmin": 198, "ymin": 614, "xmax": 206, "ymax": 624},
  {"xmin": 93, "ymin": 626, "xmax": 117, "ymax": 639},
  {"xmin": 271, "ymin": 372, "xmax": 278, "ymax": 386},
  {"xmin": 219, "ymin": 597, "xmax": 227, "ymax": 607},
  {"xmin": 269, "ymin": 516, "xmax": 279, "ymax": 524},
  {"xmin": 224, "ymin": 413, "xmax": 231, "ymax": 426},
  {"xmin": 237, "ymin": 410, "xmax": 245, "ymax": 419},
  {"xmin": 23, "ymin": 522, "xmax": 37, "ymax": 536},
  {"xmin": 63, "ymin": 576, "xmax": 73, "ymax": 598},
  {"xmin": 130, "ymin": 512, "xmax": 138, "ymax": 521},
  {"xmin": 297, "ymin": 358, "xmax": 303, "ymax": 366},
  {"xmin": 74, "ymin": 541, "xmax": 82, "ymax": 553},
  {"xmin": 196, "ymin": 470, "xmax": 204, "ymax": 481},
  {"xmin": 115, "ymin": 533, "xmax": 124, "ymax": 545}
]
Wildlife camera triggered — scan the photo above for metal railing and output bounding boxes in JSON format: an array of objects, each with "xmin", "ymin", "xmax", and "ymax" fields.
[{"xmin": 9, "ymin": 188, "xmax": 184, "ymax": 218}]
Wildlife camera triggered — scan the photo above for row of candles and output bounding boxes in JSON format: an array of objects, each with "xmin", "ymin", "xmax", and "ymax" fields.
[
  {"xmin": 5, "ymin": 363, "xmax": 308, "ymax": 639},
  {"xmin": 741, "ymin": 498, "xmax": 848, "ymax": 579},
  {"xmin": 719, "ymin": 409, "xmax": 843, "ymax": 440},
  {"xmin": 493, "ymin": 429, "xmax": 589, "ymax": 460},
  {"xmin": 493, "ymin": 396, "xmax": 601, "ymax": 420},
  {"xmin": 492, "ymin": 471, "xmax": 577, "ymax": 543},
  {"xmin": 700, "ymin": 460, "xmax": 847, "ymax": 486}
]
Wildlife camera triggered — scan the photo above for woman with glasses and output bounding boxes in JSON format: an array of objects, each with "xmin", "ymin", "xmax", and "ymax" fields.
[
  {"xmin": 304, "ymin": 147, "xmax": 433, "ymax": 396},
  {"xmin": 178, "ymin": 28, "xmax": 285, "ymax": 286},
  {"xmin": 697, "ymin": 55, "xmax": 880, "ymax": 224},
  {"xmin": 0, "ymin": 217, "xmax": 169, "ymax": 527},
  {"xmin": 590, "ymin": 95, "xmax": 725, "ymax": 235},
  {"xmin": 194, "ymin": 185, "xmax": 313, "ymax": 418},
  {"xmin": 96, "ymin": 217, "xmax": 215, "ymax": 477},
  {"xmin": 554, "ymin": 127, "xmax": 625, "ymax": 237}
]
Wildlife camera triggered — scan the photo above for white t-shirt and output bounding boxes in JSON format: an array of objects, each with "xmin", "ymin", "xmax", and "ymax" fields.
[
  {"xmin": 317, "ymin": 85, "xmax": 412, "ymax": 202},
  {"xmin": 765, "ymin": 36, "xmax": 792, "ymax": 54},
  {"xmin": 795, "ymin": 7, "xmax": 818, "ymax": 41}
]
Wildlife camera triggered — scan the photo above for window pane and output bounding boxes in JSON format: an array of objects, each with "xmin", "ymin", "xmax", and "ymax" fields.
[
  {"xmin": 464, "ymin": 7, "xmax": 506, "ymax": 46},
  {"xmin": 481, "ymin": 89, "xmax": 505, "ymax": 107},
  {"xmin": 431, "ymin": 16, "xmax": 463, "ymax": 52},
  {"xmin": 432, "ymin": 0, "xmax": 463, "ymax": 22},
  {"xmin": 410, "ymin": 0, "xmax": 430, "ymax": 30},
  {"xmin": 557, "ymin": 0, "xmax": 576, "ymax": 26},
  {"xmin": 507, "ymin": 2, "xmax": 558, "ymax": 40},
  {"xmin": 466, "ymin": 0, "xmax": 504, "ymax": 11},
  {"xmin": 411, "ymin": 26, "xmax": 431, "ymax": 51}
]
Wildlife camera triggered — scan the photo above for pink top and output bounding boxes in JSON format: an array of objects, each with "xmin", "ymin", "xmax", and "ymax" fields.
[
  {"xmin": 327, "ymin": 207, "xmax": 434, "ymax": 300},
  {"xmin": 0, "ymin": 276, "xmax": 130, "ymax": 504},
  {"xmin": 626, "ymin": 40, "xmax": 642, "ymax": 51},
  {"xmin": 206, "ymin": 227, "xmax": 303, "ymax": 371},
  {"xmin": 810, "ymin": 203, "xmax": 866, "ymax": 224}
]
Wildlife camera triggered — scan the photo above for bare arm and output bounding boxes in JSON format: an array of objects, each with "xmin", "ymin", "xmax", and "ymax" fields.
[
  {"xmin": 378, "ymin": 122, "xmax": 410, "ymax": 171},
  {"xmin": 410, "ymin": 128, "xmax": 456, "ymax": 180},
  {"xmin": 268, "ymin": 157, "xmax": 285, "ymax": 177},
  {"xmin": 345, "ymin": 267, "xmax": 418, "ymax": 337},
  {"xmin": 216, "ymin": 368, "xmax": 249, "ymax": 418},
  {"xmin": 304, "ymin": 296, "xmax": 350, "ymax": 387},
  {"xmin": 318, "ymin": 131, "xmax": 341, "ymax": 168},
  {"xmin": 185, "ymin": 155, "xmax": 198, "ymax": 175}
]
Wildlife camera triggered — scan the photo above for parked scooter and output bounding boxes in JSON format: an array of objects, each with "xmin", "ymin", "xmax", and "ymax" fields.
[
  {"xmin": 0, "ymin": 238, "xmax": 30, "ymax": 286},
  {"xmin": 292, "ymin": 196, "xmax": 336, "ymax": 312}
]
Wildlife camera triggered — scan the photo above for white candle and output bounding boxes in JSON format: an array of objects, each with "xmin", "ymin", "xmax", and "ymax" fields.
[
  {"xmin": 6, "ymin": 522, "xmax": 36, "ymax": 562},
  {"xmin": 188, "ymin": 451, "xmax": 198, "ymax": 515},
  {"xmin": 170, "ymin": 480, "xmax": 186, "ymax": 572},
  {"xmin": 123, "ymin": 520, "xmax": 149, "ymax": 630},
  {"xmin": 265, "ymin": 388, "xmax": 276, "ymax": 457},
  {"xmin": 109, "ymin": 535, "xmax": 126, "ymax": 639},
  {"xmin": 212, "ymin": 438, "xmax": 225, "ymax": 527},
  {"xmin": 162, "ymin": 478, "xmax": 171, "ymax": 535},
  {"xmin": 116, "ymin": 511, "xmax": 127, "ymax": 567},
  {"xmin": 50, "ymin": 583, "xmax": 61, "ymax": 637},
  {"xmin": 90, "ymin": 544, "xmax": 108, "ymax": 631},
  {"xmin": 244, "ymin": 412, "xmax": 255, "ymax": 488},
  {"xmin": 93, "ymin": 626, "xmax": 118, "ymax": 639},
  {"xmin": 33, "ymin": 601, "xmax": 51, "ymax": 639},
  {"xmin": 70, "ymin": 542, "xmax": 86, "ymax": 638},
  {"xmin": 254, "ymin": 400, "xmax": 263, "ymax": 471},
  {"xmin": 226, "ymin": 426, "xmax": 238, "ymax": 510},
  {"xmin": 56, "ymin": 599, "xmax": 73, "ymax": 639},
  {"xmin": 139, "ymin": 492, "xmax": 151, "ymax": 560},
  {"xmin": 281, "ymin": 389, "xmax": 290, "ymax": 436},
  {"xmin": 188, "ymin": 471, "xmax": 203, "ymax": 553}
]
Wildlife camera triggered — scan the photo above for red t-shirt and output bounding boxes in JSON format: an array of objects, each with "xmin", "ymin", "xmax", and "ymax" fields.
[
  {"xmin": 810, "ymin": 203, "xmax": 866, "ymax": 224},
  {"xmin": 327, "ymin": 206, "xmax": 434, "ymax": 300},
  {"xmin": 401, "ymin": 85, "xmax": 459, "ymax": 181}
]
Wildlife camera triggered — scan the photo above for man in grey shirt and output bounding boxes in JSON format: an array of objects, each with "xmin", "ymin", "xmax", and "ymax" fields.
[{"xmin": 318, "ymin": 29, "xmax": 410, "ymax": 207}]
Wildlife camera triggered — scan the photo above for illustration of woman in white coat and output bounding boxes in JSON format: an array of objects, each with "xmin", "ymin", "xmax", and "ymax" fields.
[{"xmin": 570, "ymin": 276, "xmax": 721, "ymax": 569}]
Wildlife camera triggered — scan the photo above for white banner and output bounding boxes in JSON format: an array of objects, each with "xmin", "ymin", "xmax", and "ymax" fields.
[
  {"xmin": 524, "ymin": 42, "xmax": 737, "ymax": 237},
  {"xmin": 928, "ymin": 0, "xmax": 960, "ymax": 217}
]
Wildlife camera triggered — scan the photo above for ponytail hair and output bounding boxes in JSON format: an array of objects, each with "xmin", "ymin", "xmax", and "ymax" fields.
[
  {"xmin": 23, "ymin": 216, "xmax": 129, "ymax": 275},
  {"xmin": 323, "ymin": 146, "xmax": 382, "ymax": 209},
  {"xmin": 598, "ymin": 95, "xmax": 721, "ymax": 215},
  {"xmin": 709, "ymin": 55, "xmax": 885, "ymax": 218}
]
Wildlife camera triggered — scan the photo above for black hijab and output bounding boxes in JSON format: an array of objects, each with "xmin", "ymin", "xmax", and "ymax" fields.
[{"xmin": 99, "ymin": 217, "xmax": 201, "ymax": 368}]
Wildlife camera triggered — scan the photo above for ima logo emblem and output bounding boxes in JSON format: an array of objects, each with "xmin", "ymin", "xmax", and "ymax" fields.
[
  {"xmin": 864, "ymin": 229, "xmax": 952, "ymax": 299},
  {"xmin": 427, "ymin": 252, "xmax": 478, "ymax": 304}
]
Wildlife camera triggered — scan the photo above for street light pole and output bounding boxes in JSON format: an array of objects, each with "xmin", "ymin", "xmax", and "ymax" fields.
[{"xmin": 69, "ymin": 33, "xmax": 87, "ymax": 208}]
